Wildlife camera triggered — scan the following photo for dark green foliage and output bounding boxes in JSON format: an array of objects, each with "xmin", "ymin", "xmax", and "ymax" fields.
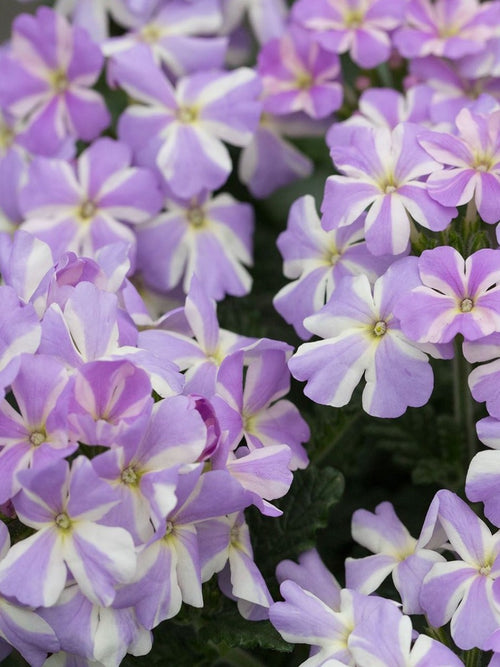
[
  {"xmin": 248, "ymin": 466, "xmax": 345, "ymax": 576},
  {"xmin": 124, "ymin": 581, "xmax": 291, "ymax": 667}
]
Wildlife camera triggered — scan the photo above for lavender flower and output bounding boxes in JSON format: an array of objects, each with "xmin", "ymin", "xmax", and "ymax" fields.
[
  {"xmin": 0, "ymin": 8, "xmax": 110, "ymax": 155},
  {"xmin": 109, "ymin": 45, "xmax": 262, "ymax": 198},
  {"xmin": 292, "ymin": 0, "xmax": 404, "ymax": 69},
  {"xmin": 274, "ymin": 195, "xmax": 393, "ymax": 339},
  {"xmin": 289, "ymin": 259, "xmax": 448, "ymax": 418},
  {"xmin": 395, "ymin": 246, "xmax": 500, "ymax": 343},
  {"xmin": 103, "ymin": 0, "xmax": 227, "ymax": 77},
  {"xmin": 0, "ymin": 457, "xmax": 136, "ymax": 607},
  {"xmin": 322, "ymin": 122, "xmax": 456, "ymax": 255},
  {"xmin": 19, "ymin": 137, "xmax": 163, "ymax": 261},
  {"xmin": 419, "ymin": 107, "xmax": 500, "ymax": 228},
  {"xmin": 345, "ymin": 501, "xmax": 445, "ymax": 613},
  {"xmin": 394, "ymin": 0, "xmax": 500, "ymax": 60},
  {"xmin": 136, "ymin": 190, "xmax": 254, "ymax": 300},
  {"xmin": 258, "ymin": 25, "xmax": 343, "ymax": 119},
  {"xmin": 420, "ymin": 490, "xmax": 500, "ymax": 650}
]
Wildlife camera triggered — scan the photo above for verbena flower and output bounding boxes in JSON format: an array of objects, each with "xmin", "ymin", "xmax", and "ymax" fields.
[
  {"xmin": 323, "ymin": 122, "xmax": 456, "ymax": 255},
  {"xmin": 0, "ymin": 7, "xmax": 110, "ymax": 155},
  {"xmin": 274, "ymin": 195, "xmax": 393, "ymax": 339},
  {"xmin": 292, "ymin": 0, "xmax": 404, "ymax": 69},
  {"xmin": 419, "ymin": 107, "xmax": 500, "ymax": 228},
  {"xmin": 19, "ymin": 137, "xmax": 163, "ymax": 261},
  {"xmin": 395, "ymin": 246, "xmax": 500, "ymax": 343},
  {"xmin": 109, "ymin": 45, "xmax": 262, "ymax": 198},
  {"xmin": 0, "ymin": 457, "xmax": 137, "ymax": 608},
  {"xmin": 257, "ymin": 25, "xmax": 343, "ymax": 119},
  {"xmin": 394, "ymin": 0, "xmax": 500, "ymax": 60},
  {"xmin": 289, "ymin": 259, "xmax": 449, "ymax": 418},
  {"xmin": 136, "ymin": 189, "xmax": 254, "ymax": 301}
]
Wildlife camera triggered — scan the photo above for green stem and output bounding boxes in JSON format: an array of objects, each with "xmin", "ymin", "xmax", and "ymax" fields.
[
  {"xmin": 376, "ymin": 63, "xmax": 394, "ymax": 88},
  {"xmin": 464, "ymin": 199, "xmax": 478, "ymax": 230},
  {"xmin": 425, "ymin": 625, "xmax": 451, "ymax": 648},
  {"xmin": 453, "ymin": 338, "xmax": 477, "ymax": 465},
  {"xmin": 314, "ymin": 413, "xmax": 361, "ymax": 465},
  {"xmin": 464, "ymin": 647, "xmax": 482, "ymax": 667}
]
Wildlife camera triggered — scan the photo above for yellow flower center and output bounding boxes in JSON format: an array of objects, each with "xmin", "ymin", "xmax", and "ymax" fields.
[
  {"xmin": 230, "ymin": 525, "xmax": 240, "ymax": 547},
  {"xmin": 473, "ymin": 152, "xmax": 494, "ymax": 172},
  {"xmin": 344, "ymin": 9, "xmax": 364, "ymax": 28},
  {"xmin": 373, "ymin": 320, "xmax": 388, "ymax": 337},
  {"xmin": 177, "ymin": 106, "xmax": 198, "ymax": 124},
  {"xmin": 187, "ymin": 206, "xmax": 205, "ymax": 228},
  {"xmin": 460, "ymin": 297, "xmax": 474, "ymax": 313},
  {"xmin": 55, "ymin": 512, "xmax": 71, "ymax": 531},
  {"xmin": 140, "ymin": 23, "xmax": 163, "ymax": 44},
  {"xmin": 121, "ymin": 466, "xmax": 139, "ymax": 486},
  {"xmin": 51, "ymin": 70, "xmax": 69, "ymax": 94},
  {"xmin": 0, "ymin": 124, "xmax": 13, "ymax": 152},
  {"xmin": 295, "ymin": 71, "xmax": 313, "ymax": 90},
  {"xmin": 79, "ymin": 200, "xmax": 97, "ymax": 220},
  {"xmin": 29, "ymin": 431, "xmax": 46, "ymax": 447}
]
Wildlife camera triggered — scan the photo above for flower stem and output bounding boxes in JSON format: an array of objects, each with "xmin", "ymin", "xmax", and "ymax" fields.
[
  {"xmin": 464, "ymin": 199, "xmax": 478, "ymax": 228},
  {"xmin": 453, "ymin": 338, "xmax": 477, "ymax": 465},
  {"xmin": 464, "ymin": 647, "xmax": 482, "ymax": 667}
]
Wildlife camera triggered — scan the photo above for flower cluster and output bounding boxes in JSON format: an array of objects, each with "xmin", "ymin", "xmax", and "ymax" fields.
[
  {"xmin": 267, "ymin": 0, "xmax": 500, "ymax": 664},
  {"xmin": 6, "ymin": 0, "xmax": 500, "ymax": 664},
  {"xmin": 0, "ymin": 3, "xmax": 316, "ymax": 664}
]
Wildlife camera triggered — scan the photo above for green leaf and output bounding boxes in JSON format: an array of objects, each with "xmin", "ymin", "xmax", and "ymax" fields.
[{"xmin": 249, "ymin": 465, "xmax": 345, "ymax": 573}]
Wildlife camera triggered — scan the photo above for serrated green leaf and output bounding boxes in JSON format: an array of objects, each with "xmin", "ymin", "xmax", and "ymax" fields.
[{"xmin": 249, "ymin": 465, "xmax": 344, "ymax": 574}]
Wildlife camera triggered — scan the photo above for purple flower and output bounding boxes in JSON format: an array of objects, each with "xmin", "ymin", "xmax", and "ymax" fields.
[
  {"xmin": 91, "ymin": 394, "xmax": 208, "ymax": 543},
  {"xmin": 394, "ymin": 0, "xmax": 500, "ymax": 60},
  {"xmin": 0, "ymin": 354, "xmax": 75, "ymax": 504},
  {"xmin": 330, "ymin": 85, "xmax": 433, "ymax": 132},
  {"xmin": 322, "ymin": 122, "xmax": 456, "ymax": 255},
  {"xmin": 0, "ymin": 286, "xmax": 41, "ymax": 394},
  {"xmin": 420, "ymin": 490, "xmax": 500, "ymax": 650},
  {"xmin": 348, "ymin": 597, "xmax": 464, "ymax": 666},
  {"xmin": 289, "ymin": 259, "xmax": 447, "ymax": 418},
  {"xmin": 292, "ymin": 0, "xmax": 404, "ymax": 69},
  {"xmin": 0, "ymin": 7, "xmax": 110, "ymax": 155},
  {"xmin": 221, "ymin": 0, "xmax": 288, "ymax": 45},
  {"xmin": 138, "ymin": 277, "xmax": 253, "ymax": 396},
  {"xmin": 212, "ymin": 347, "xmax": 309, "ymax": 470},
  {"xmin": 19, "ymin": 137, "xmax": 163, "ymax": 262},
  {"xmin": 0, "ymin": 138, "xmax": 26, "ymax": 232},
  {"xmin": 68, "ymin": 359, "xmax": 153, "ymax": 447},
  {"xmin": 103, "ymin": 0, "xmax": 227, "ymax": 77},
  {"xmin": 136, "ymin": 190, "xmax": 254, "ymax": 301},
  {"xmin": 274, "ymin": 195, "xmax": 393, "ymax": 339},
  {"xmin": 276, "ymin": 549, "xmax": 341, "ymax": 611},
  {"xmin": 38, "ymin": 281, "xmax": 183, "ymax": 397},
  {"xmin": 109, "ymin": 45, "xmax": 262, "ymax": 198},
  {"xmin": 419, "ymin": 108, "xmax": 500, "ymax": 227},
  {"xmin": 270, "ymin": 581, "xmax": 410, "ymax": 666},
  {"xmin": 467, "ymin": 449, "xmax": 500, "ymax": 528},
  {"xmin": 0, "ymin": 457, "xmax": 136, "ymax": 607},
  {"xmin": 114, "ymin": 467, "xmax": 251, "ymax": 629},
  {"xmin": 345, "ymin": 501, "xmax": 445, "ymax": 613},
  {"xmin": 238, "ymin": 112, "xmax": 322, "ymax": 198},
  {"xmin": 409, "ymin": 56, "xmax": 500, "ymax": 129},
  {"xmin": 213, "ymin": 512, "xmax": 273, "ymax": 620},
  {"xmin": 257, "ymin": 26, "xmax": 343, "ymax": 119},
  {"xmin": 395, "ymin": 246, "xmax": 500, "ymax": 343},
  {"xmin": 39, "ymin": 582, "xmax": 151, "ymax": 664}
]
